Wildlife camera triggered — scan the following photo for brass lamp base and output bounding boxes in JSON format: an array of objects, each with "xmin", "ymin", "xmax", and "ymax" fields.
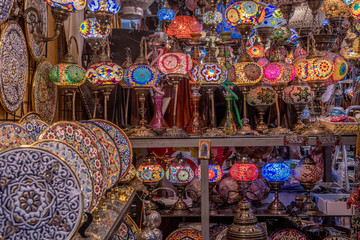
[
  {"xmin": 266, "ymin": 126, "xmax": 290, "ymax": 135},
  {"xmin": 202, "ymin": 127, "xmax": 226, "ymax": 137},
  {"xmin": 170, "ymin": 198, "xmax": 191, "ymax": 215},
  {"xmin": 163, "ymin": 126, "xmax": 189, "ymax": 138},
  {"xmin": 130, "ymin": 125, "xmax": 157, "ymax": 137},
  {"xmin": 236, "ymin": 124, "xmax": 259, "ymax": 135},
  {"xmin": 300, "ymin": 121, "xmax": 330, "ymax": 135},
  {"xmin": 266, "ymin": 182, "xmax": 286, "ymax": 215},
  {"xmin": 301, "ymin": 182, "xmax": 318, "ymax": 215}
]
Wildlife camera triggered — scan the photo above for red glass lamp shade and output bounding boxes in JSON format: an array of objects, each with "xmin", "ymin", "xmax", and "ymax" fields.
[
  {"xmin": 165, "ymin": 16, "xmax": 203, "ymax": 39},
  {"xmin": 293, "ymin": 56, "xmax": 334, "ymax": 85},
  {"xmin": 230, "ymin": 163, "xmax": 259, "ymax": 182},
  {"xmin": 263, "ymin": 62, "xmax": 295, "ymax": 86},
  {"xmin": 158, "ymin": 52, "xmax": 193, "ymax": 76}
]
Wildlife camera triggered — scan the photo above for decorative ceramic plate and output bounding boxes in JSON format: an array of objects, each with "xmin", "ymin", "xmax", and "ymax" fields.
[
  {"xmin": 270, "ymin": 228, "xmax": 310, "ymax": 240},
  {"xmin": 20, "ymin": 119, "xmax": 48, "ymax": 141},
  {"xmin": 322, "ymin": 237, "xmax": 350, "ymax": 240},
  {"xmin": 0, "ymin": 21, "xmax": 28, "ymax": 113},
  {"xmin": 215, "ymin": 229, "xmax": 227, "ymax": 240},
  {"xmin": 0, "ymin": 146, "xmax": 83, "ymax": 240},
  {"xmin": 210, "ymin": 224, "xmax": 227, "ymax": 240},
  {"xmin": 33, "ymin": 139, "xmax": 94, "ymax": 212},
  {"xmin": 0, "ymin": 0, "xmax": 14, "ymax": 24},
  {"xmin": 80, "ymin": 121, "xmax": 121, "ymax": 189},
  {"xmin": 39, "ymin": 121, "xmax": 107, "ymax": 209},
  {"xmin": 19, "ymin": 111, "xmax": 43, "ymax": 123},
  {"xmin": 25, "ymin": 0, "xmax": 47, "ymax": 60},
  {"xmin": 0, "ymin": 123, "xmax": 33, "ymax": 149},
  {"xmin": 114, "ymin": 215, "xmax": 139, "ymax": 240},
  {"xmin": 91, "ymin": 120, "xmax": 132, "ymax": 179},
  {"xmin": 32, "ymin": 60, "xmax": 57, "ymax": 123},
  {"xmin": 166, "ymin": 228, "xmax": 202, "ymax": 240},
  {"xmin": 119, "ymin": 164, "xmax": 136, "ymax": 183}
]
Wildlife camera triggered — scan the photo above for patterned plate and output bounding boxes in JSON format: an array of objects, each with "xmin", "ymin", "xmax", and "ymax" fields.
[
  {"xmin": 322, "ymin": 237, "xmax": 350, "ymax": 240},
  {"xmin": 91, "ymin": 120, "xmax": 132, "ymax": 179},
  {"xmin": 80, "ymin": 121, "xmax": 121, "ymax": 189},
  {"xmin": 19, "ymin": 111, "xmax": 43, "ymax": 123},
  {"xmin": 39, "ymin": 121, "xmax": 107, "ymax": 210},
  {"xmin": 216, "ymin": 229, "xmax": 227, "ymax": 240},
  {"xmin": 270, "ymin": 228, "xmax": 310, "ymax": 240},
  {"xmin": 0, "ymin": 0, "xmax": 14, "ymax": 24},
  {"xmin": 33, "ymin": 139, "xmax": 94, "ymax": 212},
  {"xmin": 210, "ymin": 224, "xmax": 227, "ymax": 240},
  {"xmin": 0, "ymin": 123, "xmax": 33, "ymax": 149},
  {"xmin": 0, "ymin": 146, "xmax": 83, "ymax": 239},
  {"xmin": 166, "ymin": 228, "xmax": 202, "ymax": 240},
  {"xmin": 0, "ymin": 21, "xmax": 28, "ymax": 113},
  {"xmin": 114, "ymin": 215, "xmax": 139, "ymax": 240},
  {"xmin": 20, "ymin": 119, "xmax": 48, "ymax": 141},
  {"xmin": 32, "ymin": 60, "xmax": 57, "ymax": 123}
]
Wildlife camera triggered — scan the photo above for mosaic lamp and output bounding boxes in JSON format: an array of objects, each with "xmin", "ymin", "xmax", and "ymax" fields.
[
  {"xmin": 166, "ymin": 153, "xmax": 194, "ymax": 215},
  {"xmin": 136, "ymin": 154, "xmax": 165, "ymax": 210},
  {"xmin": 88, "ymin": 0, "xmax": 121, "ymax": 33},
  {"xmin": 294, "ymin": 155, "xmax": 323, "ymax": 214},
  {"xmin": 262, "ymin": 155, "xmax": 291, "ymax": 214},
  {"xmin": 165, "ymin": 15, "xmax": 203, "ymax": 39},
  {"xmin": 271, "ymin": 0, "xmax": 306, "ymax": 22},
  {"xmin": 157, "ymin": 8, "xmax": 176, "ymax": 29},
  {"xmin": 351, "ymin": 0, "xmax": 360, "ymax": 19},
  {"xmin": 322, "ymin": 51, "xmax": 348, "ymax": 86},
  {"xmin": 321, "ymin": 0, "xmax": 350, "ymax": 31},
  {"xmin": 80, "ymin": 18, "xmax": 110, "ymax": 51}
]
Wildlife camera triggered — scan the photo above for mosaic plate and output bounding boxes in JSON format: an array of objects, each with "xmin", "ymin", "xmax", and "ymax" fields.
[
  {"xmin": 20, "ymin": 119, "xmax": 48, "ymax": 141},
  {"xmin": 114, "ymin": 215, "xmax": 139, "ymax": 240},
  {"xmin": 25, "ymin": 0, "xmax": 47, "ymax": 60},
  {"xmin": 210, "ymin": 224, "xmax": 227, "ymax": 240},
  {"xmin": 0, "ymin": 123, "xmax": 33, "ymax": 149},
  {"xmin": 0, "ymin": 21, "xmax": 28, "ymax": 113},
  {"xmin": 322, "ymin": 237, "xmax": 350, "ymax": 240},
  {"xmin": 91, "ymin": 120, "xmax": 132, "ymax": 179},
  {"xmin": 215, "ymin": 229, "xmax": 227, "ymax": 240},
  {"xmin": 80, "ymin": 121, "xmax": 121, "ymax": 189},
  {"xmin": 32, "ymin": 60, "xmax": 57, "ymax": 123},
  {"xmin": 270, "ymin": 228, "xmax": 310, "ymax": 240},
  {"xmin": 33, "ymin": 139, "xmax": 94, "ymax": 212},
  {"xmin": 19, "ymin": 111, "xmax": 43, "ymax": 123},
  {"xmin": 0, "ymin": 0, "xmax": 14, "ymax": 24},
  {"xmin": 166, "ymin": 228, "xmax": 202, "ymax": 240},
  {"xmin": 0, "ymin": 146, "xmax": 83, "ymax": 240},
  {"xmin": 39, "ymin": 121, "xmax": 107, "ymax": 209}
]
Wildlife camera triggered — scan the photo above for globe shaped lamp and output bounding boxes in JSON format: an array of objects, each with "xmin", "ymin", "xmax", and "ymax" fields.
[
  {"xmin": 136, "ymin": 154, "xmax": 165, "ymax": 210},
  {"xmin": 247, "ymin": 45, "xmax": 266, "ymax": 61},
  {"xmin": 165, "ymin": 15, "xmax": 203, "ymax": 39},
  {"xmin": 262, "ymin": 155, "xmax": 291, "ymax": 214},
  {"xmin": 294, "ymin": 155, "xmax": 323, "ymax": 214},
  {"xmin": 203, "ymin": 10, "xmax": 223, "ymax": 33},
  {"xmin": 322, "ymin": 52, "xmax": 348, "ymax": 86},
  {"xmin": 351, "ymin": 0, "xmax": 360, "ymax": 20},
  {"xmin": 165, "ymin": 153, "xmax": 194, "ymax": 215},
  {"xmin": 321, "ymin": 0, "xmax": 350, "ymax": 31},
  {"xmin": 88, "ymin": 0, "xmax": 121, "ymax": 33},
  {"xmin": 195, "ymin": 164, "xmax": 224, "ymax": 183},
  {"xmin": 80, "ymin": 18, "xmax": 110, "ymax": 50}
]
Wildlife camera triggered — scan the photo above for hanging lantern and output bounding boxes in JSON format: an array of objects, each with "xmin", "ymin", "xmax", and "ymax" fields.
[
  {"xmin": 43, "ymin": 0, "xmax": 86, "ymax": 12},
  {"xmin": 79, "ymin": 18, "xmax": 110, "ymax": 40},
  {"xmin": 288, "ymin": 4, "xmax": 326, "ymax": 32},
  {"xmin": 86, "ymin": 62, "xmax": 123, "ymax": 85},
  {"xmin": 263, "ymin": 62, "xmax": 295, "ymax": 86},
  {"xmin": 271, "ymin": 26, "xmax": 292, "ymax": 44},
  {"xmin": 225, "ymin": 1, "xmax": 266, "ymax": 26},
  {"xmin": 256, "ymin": 3, "xmax": 286, "ymax": 28},
  {"xmin": 195, "ymin": 164, "xmax": 224, "ymax": 183},
  {"xmin": 351, "ymin": 0, "xmax": 360, "ymax": 19},
  {"xmin": 228, "ymin": 62, "xmax": 263, "ymax": 86},
  {"xmin": 88, "ymin": 0, "xmax": 121, "ymax": 14},
  {"xmin": 119, "ymin": 0, "xmax": 154, "ymax": 19},
  {"xmin": 340, "ymin": 47, "xmax": 360, "ymax": 59},
  {"xmin": 203, "ymin": 10, "xmax": 223, "ymax": 25},
  {"xmin": 165, "ymin": 16, "xmax": 203, "ymax": 39}
]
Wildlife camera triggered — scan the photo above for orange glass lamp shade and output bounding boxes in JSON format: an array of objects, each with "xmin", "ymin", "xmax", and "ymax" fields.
[
  {"xmin": 225, "ymin": 1, "xmax": 265, "ymax": 26},
  {"xmin": 263, "ymin": 62, "xmax": 295, "ymax": 86},
  {"xmin": 293, "ymin": 57, "xmax": 334, "ymax": 85},
  {"xmin": 247, "ymin": 45, "xmax": 266, "ymax": 59},
  {"xmin": 86, "ymin": 62, "xmax": 123, "ymax": 85},
  {"xmin": 43, "ymin": 0, "xmax": 86, "ymax": 12},
  {"xmin": 136, "ymin": 164, "xmax": 165, "ymax": 183},
  {"xmin": 49, "ymin": 63, "xmax": 86, "ymax": 86},
  {"xmin": 165, "ymin": 15, "xmax": 203, "ymax": 39},
  {"xmin": 228, "ymin": 62, "xmax": 263, "ymax": 86},
  {"xmin": 192, "ymin": 63, "xmax": 227, "ymax": 85},
  {"xmin": 158, "ymin": 53, "xmax": 193, "ymax": 76},
  {"xmin": 230, "ymin": 163, "xmax": 259, "ymax": 182},
  {"xmin": 195, "ymin": 164, "xmax": 223, "ymax": 183},
  {"xmin": 322, "ymin": 52, "xmax": 348, "ymax": 86}
]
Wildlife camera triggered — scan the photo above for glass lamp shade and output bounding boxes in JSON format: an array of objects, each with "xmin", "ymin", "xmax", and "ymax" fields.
[
  {"xmin": 88, "ymin": 0, "xmax": 121, "ymax": 14},
  {"xmin": 271, "ymin": 0, "xmax": 306, "ymax": 7},
  {"xmin": 272, "ymin": 26, "xmax": 292, "ymax": 43},
  {"xmin": 293, "ymin": 56, "xmax": 334, "ymax": 85},
  {"xmin": 340, "ymin": 47, "xmax": 360, "ymax": 59},
  {"xmin": 124, "ymin": 65, "xmax": 159, "ymax": 87},
  {"xmin": 203, "ymin": 10, "xmax": 223, "ymax": 25},
  {"xmin": 165, "ymin": 158, "xmax": 194, "ymax": 184},
  {"xmin": 322, "ymin": 52, "xmax": 348, "ymax": 85},
  {"xmin": 321, "ymin": 0, "xmax": 350, "ymax": 18},
  {"xmin": 247, "ymin": 45, "xmax": 266, "ymax": 59},
  {"xmin": 43, "ymin": 0, "xmax": 86, "ymax": 12},
  {"xmin": 256, "ymin": 3, "xmax": 286, "ymax": 28},
  {"xmin": 157, "ymin": 8, "xmax": 176, "ymax": 21},
  {"xmin": 351, "ymin": 0, "xmax": 360, "ymax": 19},
  {"xmin": 195, "ymin": 164, "xmax": 223, "ymax": 183},
  {"xmin": 86, "ymin": 62, "xmax": 123, "ymax": 85},
  {"xmin": 49, "ymin": 63, "xmax": 86, "ymax": 86},
  {"xmin": 246, "ymin": 85, "xmax": 276, "ymax": 106},
  {"xmin": 263, "ymin": 62, "xmax": 296, "ymax": 86},
  {"xmin": 283, "ymin": 84, "xmax": 311, "ymax": 105},
  {"xmin": 165, "ymin": 16, "xmax": 203, "ymax": 39},
  {"xmin": 286, "ymin": 28, "xmax": 298, "ymax": 45},
  {"xmin": 228, "ymin": 62, "xmax": 263, "ymax": 86},
  {"xmin": 158, "ymin": 53, "xmax": 193, "ymax": 76},
  {"xmin": 262, "ymin": 162, "xmax": 291, "ymax": 182},
  {"xmin": 293, "ymin": 156, "xmax": 323, "ymax": 183},
  {"xmin": 136, "ymin": 156, "xmax": 165, "ymax": 183},
  {"xmin": 288, "ymin": 5, "xmax": 326, "ymax": 30},
  {"xmin": 225, "ymin": 1, "xmax": 265, "ymax": 26},
  {"xmin": 345, "ymin": 0, "xmax": 356, "ymax": 4},
  {"xmin": 230, "ymin": 163, "xmax": 259, "ymax": 182},
  {"xmin": 249, "ymin": 35, "xmax": 262, "ymax": 45},
  {"xmin": 80, "ymin": 18, "xmax": 110, "ymax": 40},
  {"xmin": 192, "ymin": 63, "xmax": 227, "ymax": 85},
  {"xmin": 258, "ymin": 57, "xmax": 269, "ymax": 67}
]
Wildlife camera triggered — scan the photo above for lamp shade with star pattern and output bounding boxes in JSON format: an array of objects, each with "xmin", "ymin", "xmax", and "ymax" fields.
[
  {"xmin": 247, "ymin": 85, "xmax": 276, "ymax": 106},
  {"xmin": 351, "ymin": 0, "xmax": 360, "ymax": 19},
  {"xmin": 283, "ymin": 83, "xmax": 312, "ymax": 105},
  {"xmin": 192, "ymin": 63, "xmax": 227, "ymax": 85}
]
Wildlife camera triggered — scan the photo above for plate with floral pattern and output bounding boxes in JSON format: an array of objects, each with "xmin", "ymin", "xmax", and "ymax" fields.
[
  {"xmin": 33, "ymin": 139, "xmax": 94, "ymax": 212},
  {"xmin": 39, "ymin": 121, "xmax": 107, "ymax": 209},
  {"xmin": 0, "ymin": 122, "xmax": 33, "ymax": 149},
  {"xmin": 270, "ymin": 228, "xmax": 310, "ymax": 240},
  {"xmin": 114, "ymin": 215, "xmax": 139, "ymax": 240},
  {"xmin": 80, "ymin": 121, "xmax": 121, "ymax": 189},
  {"xmin": 19, "ymin": 111, "xmax": 43, "ymax": 123},
  {"xmin": 166, "ymin": 228, "xmax": 202, "ymax": 240},
  {"xmin": 91, "ymin": 120, "xmax": 132, "ymax": 179},
  {"xmin": 20, "ymin": 119, "xmax": 48, "ymax": 141},
  {"xmin": 322, "ymin": 237, "xmax": 350, "ymax": 240},
  {"xmin": 0, "ymin": 146, "xmax": 83, "ymax": 239}
]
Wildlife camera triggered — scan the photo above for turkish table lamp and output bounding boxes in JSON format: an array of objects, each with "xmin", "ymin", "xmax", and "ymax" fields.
[
  {"xmin": 165, "ymin": 153, "xmax": 194, "ymax": 215},
  {"xmin": 262, "ymin": 155, "xmax": 291, "ymax": 214},
  {"xmin": 136, "ymin": 154, "xmax": 165, "ymax": 210},
  {"xmin": 124, "ymin": 37, "xmax": 159, "ymax": 137},
  {"xmin": 246, "ymin": 83, "xmax": 276, "ymax": 132},
  {"xmin": 87, "ymin": 0, "xmax": 121, "ymax": 34},
  {"xmin": 230, "ymin": 154, "xmax": 259, "ymax": 213},
  {"xmin": 294, "ymin": 154, "xmax": 323, "ymax": 214},
  {"xmin": 49, "ymin": 36, "xmax": 86, "ymax": 120},
  {"xmin": 321, "ymin": 0, "xmax": 350, "ymax": 33}
]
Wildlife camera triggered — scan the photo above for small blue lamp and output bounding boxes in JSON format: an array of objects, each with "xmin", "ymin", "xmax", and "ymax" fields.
[{"xmin": 262, "ymin": 155, "xmax": 291, "ymax": 214}]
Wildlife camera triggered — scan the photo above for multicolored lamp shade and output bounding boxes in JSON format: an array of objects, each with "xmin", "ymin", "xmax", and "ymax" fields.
[
  {"xmin": 322, "ymin": 52, "xmax": 348, "ymax": 85},
  {"xmin": 272, "ymin": 26, "xmax": 292, "ymax": 43},
  {"xmin": 256, "ymin": 3, "xmax": 285, "ymax": 28},
  {"xmin": 263, "ymin": 62, "xmax": 295, "ymax": 86},
  {"xmin": 293, "ymin": 57, "xmax": 334, "ymax": 85},
  {"xmin": 257, "ymin": 57, "xmax": 269, "ymax": 67},
  {"xmin": 80, "ymin": 18, "xmax": 110, "ymax": 40},
  {"xmin": 43, "ymin": 0, "xmax": 86, "ymax": 12},
  {"xmin": 157, "ymin": 8, "xmax": 176, "ymax": 21},
  {"xmin": 351, "ymin": 0, "xmax": 360, "ymax": 19},
  {"xmin": 247, "ymin": 45, "xmax": 266, "ymax": 59},
  {"xmin": 230, "ymin": 162, "xmax": 259, "ymax": 182},
  {"xmin": 158, "ymin": 53, "xmax": 193, "ymax": 76},
  {"xmin": 124, "ymin": 65, "xmax": 159, "ymax": 87},
  {"xmin": 88, "ymin": 0, "xmax": 121, "ymax": 14},
  {"xmin": 192, "ymin": 63, "xmax": 227, "ymax": 85},
  {"xmin": 166, "ymin": 158, "xmax": 194, "ymax": 184},
  {"xmin": 283, "ymin": 83, "xmax": 311, "ymax": 105},
  {"xmin": 321, "ymin": 0, "xmax": 350, "ymax": 18},
  {"xmin": 293, "ymin": 155, "xmax": 323, "ymax": 183},
  {"xmin": 340, "ymin": 47, "xmax": 360, "ymax": 59},
  {"xmin": 247, "ymin": 85, "xmax": 276, "ymax": 106},
  {"xmin": 195, "ymin": 164, "xmax": 223, "ymax": 183},
  {"xmin": 165, "ymin": 16, "xmax": 203, "ymax": 39},
  {"xmin": 288, "ymin": 5, "xmax": 326, "ymax": 30},
  {"xmin": 228, "ymin": 62, "xmax": 263, "ymax": 86},
  {"xmin": 344, "ymin": 0, "xmax": 356, "ymax": 4},
  {"xmin": 262, "ymin": 161, "xmax": 291, "ymax": 182},
  {"xmin": 49, "ymin": 63, "xmax": 86, "ymax": 86},
  {"xmin": 225, "ymin": 1, "xmax": 265, "ymax": 26},
  {"xmin": 203, "ymin": 10, "xmax": 223, "ymax": 25},
  {"xmin": 136, "ymin": 162, "xmax": 165, "ymax": 183},
  {"xmin": 286, "ymin": 28, "xmax": 298, "ymax": 45},
  {"xmin": 216, "ymin": 0, "xmax": 238, "ymax": 36},
  {"xmin": 86, "ymin": 62, "xmax": 123, "ymax": 85}
]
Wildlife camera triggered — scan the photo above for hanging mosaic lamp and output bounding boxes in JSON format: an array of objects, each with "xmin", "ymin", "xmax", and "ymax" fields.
[
  {"xmin": 344, "ymin": 0, "xmax": 356, "ymax": 5},
  {"xmin": 165, "ymin": 15, "xmax": 203, "ymax": 39},
  {"xmin": 247, "ymin": 45, "xmax": 266, "ymax": 59},
  {"xmin": 225, "ymin": 1, "xmax": 266, "ymax": 26},
  {"xmin": 80, "ymin": 18, "xmax": 110, "ymax": 40},
  {"xmin": 321, "ymin": 0, "xmax": 350, "ymax": 18},
  {"xmin": 256, "ymin": 3, "xmax": 286, "ymax": 28},
  {"xmin": 288, "ymin": 4, "xmax": 326, "ymax": 34},
  {"xmin": 88, "ymin": 0, "xmax": 121, "ymax": 14},
  {"xmin": 43, "ymin": 0, "xmax": 86, "ymax": 12}
]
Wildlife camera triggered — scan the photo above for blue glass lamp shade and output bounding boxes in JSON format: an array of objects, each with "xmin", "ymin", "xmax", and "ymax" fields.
[
  {"xmin": 43, "ymin": 0, "xmax": 86, "ymax": 12},
  {"xmin": 124, "ymin": 65, "xmax": 159, "ymax": 87},
  {"xmin": 262, "ymin": 162, "xmax": 291, "ymax": 182},
  {"xmin": 157, "ymin": 8, "xmax": 176, "ymax": 21},
  {"xmin": 256, "ymin": 4, "xmax": 285, "ymax": 28},
  {"xmin": 88, "ymin": 0, "xmax": 121, "ymax": 14}
]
